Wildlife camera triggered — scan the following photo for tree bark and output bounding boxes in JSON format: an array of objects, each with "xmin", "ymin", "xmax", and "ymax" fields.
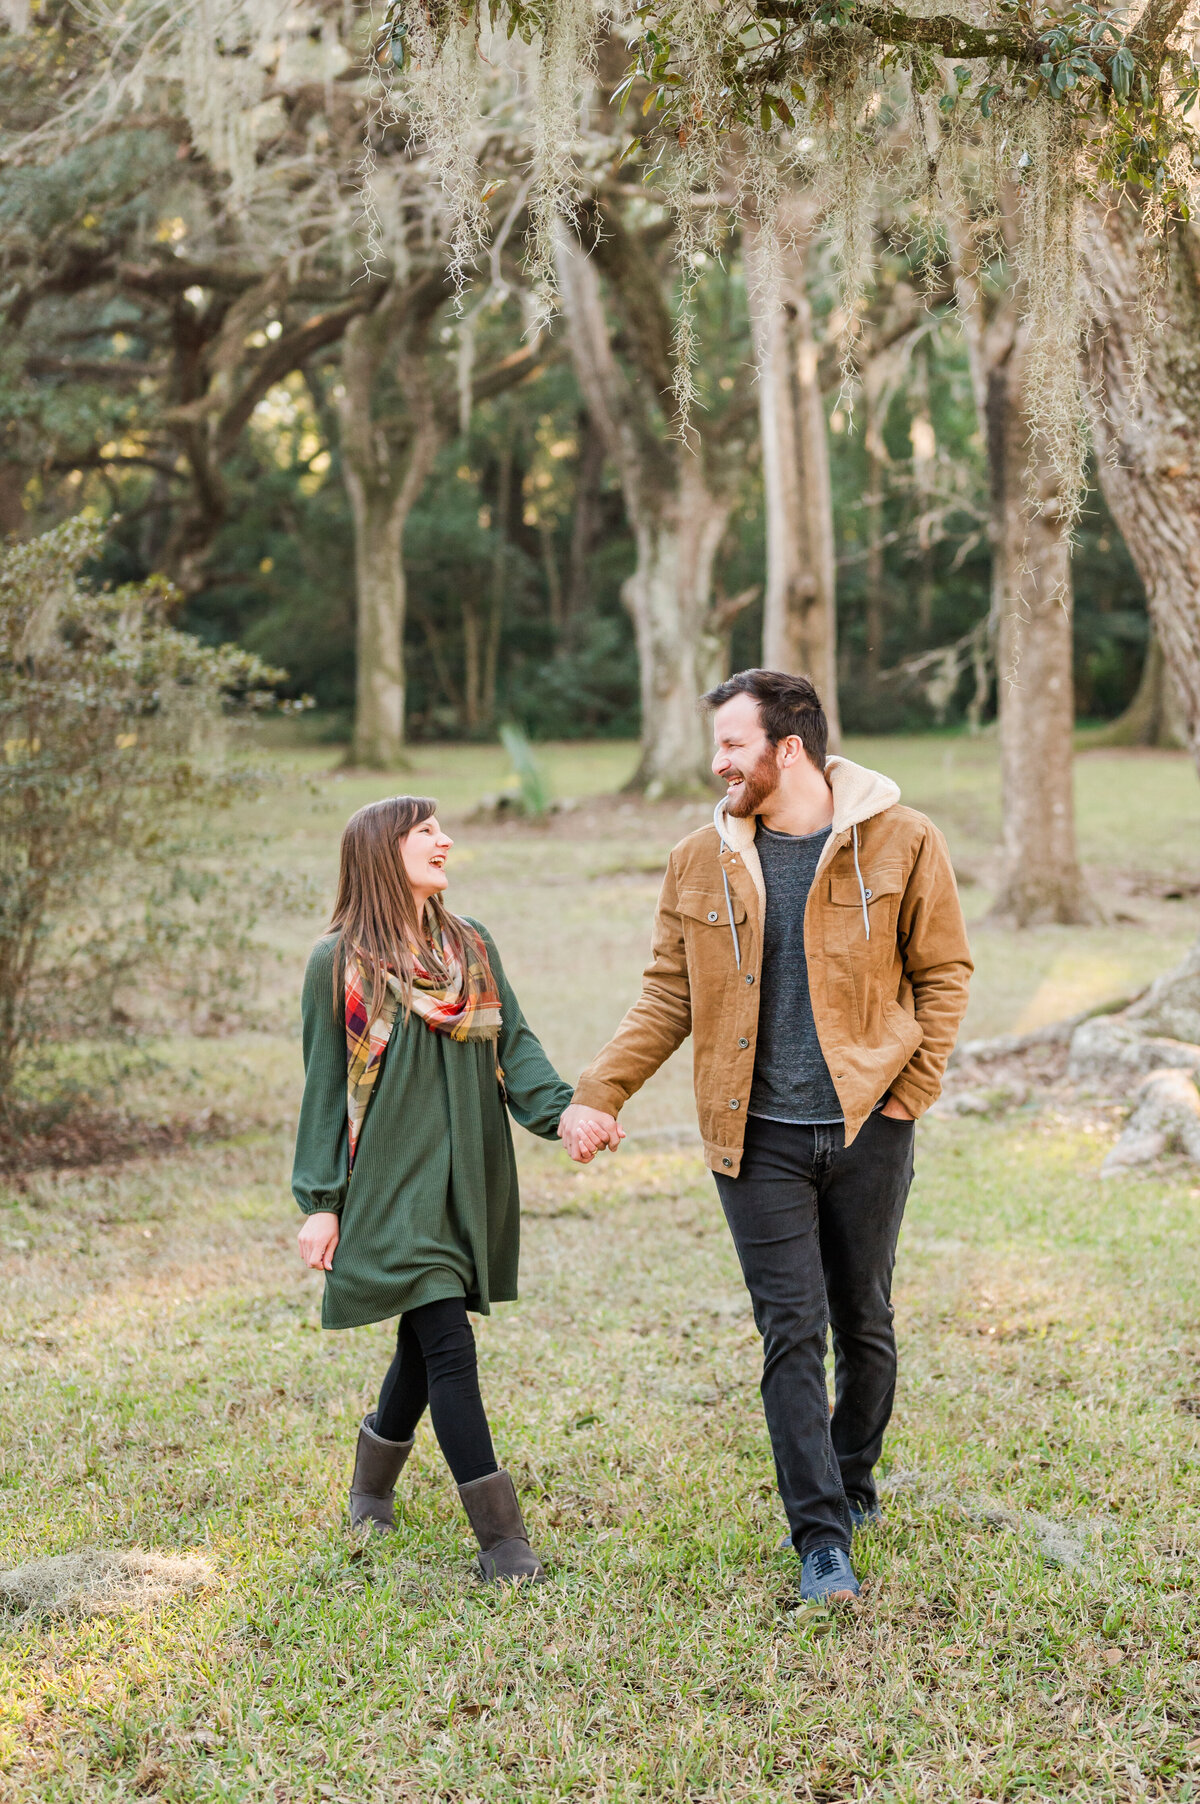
[
  {"xmin": 0, "ymin": 463, "xmax": 27, "ymax": 538},
  {"xmin": 566, "ymin": 410, "xmax": 606, "ymax": 622},
  {"xmin": 745, "ymin": 205, "xmax": 841, "ymax": 742},
  {"xmin": 1091, "ymin": 629, "xmax": 1187, "ymax": 748},
  {"xmin": 621, "ymin": 456, "xmax": 735, "ymax": 793},
  {"xmin": 988, "ymin": 342, "xmax": 1088, "ymax": 924},
  {"xmin": 952, "ymin": 212, "xmax": 1089, "ymax": 925},
  {"xmin": 555, "ymin": 215, "xmax": 741, "ymax": 796},
  {"xmin": 1082, "ymin": 206, "xmax": 1200, "ymax": 772},
  {"xmin": 864, "ymin": 425, "xmax": 886, "ymax": 691},
  {"xmin": 336, "ymin": 289, "xmax": 441, "ymax": 768}
]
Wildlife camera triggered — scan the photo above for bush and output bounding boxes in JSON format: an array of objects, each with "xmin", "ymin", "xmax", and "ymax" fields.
[{"xmin": 0, "ymin": 517, "xmax": 283, "ymax": 1120}]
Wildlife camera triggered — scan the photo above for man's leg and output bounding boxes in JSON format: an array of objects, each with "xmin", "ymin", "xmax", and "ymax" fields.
[
  {"xmin": 715, "ymin": 1116, "xmax": 853, "ymax": 1556},
  {"xmin": 817, "ymin": 1111, "xmax": 915, "ymax": 1514}
]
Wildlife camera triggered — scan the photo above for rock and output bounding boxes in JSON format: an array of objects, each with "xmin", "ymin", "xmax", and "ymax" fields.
[
  {"xmin": 1067, "ymin": 1014, "xmax": 1200, "ymax": 1085},
  {"xmin": 953, "ymin": 994, "xmax": 1145, "ymax": 1068},
  {"xmin": 1101, "ymin": 1068, "xmax": 1200, "ymax": 1176},
  {"xmin": 1124, "ymin": 938, "xmax": 1200, "ymax": 1045}
]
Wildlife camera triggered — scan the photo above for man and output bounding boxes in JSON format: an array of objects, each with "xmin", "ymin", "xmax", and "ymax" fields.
[{"xmin": 560, "ymin": 670, "xmax": 972, "ymax": 1602}]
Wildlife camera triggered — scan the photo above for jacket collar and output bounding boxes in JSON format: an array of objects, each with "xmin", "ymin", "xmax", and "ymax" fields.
[{"xmin": 714, "ymin": 755, "xmax": 900, "ymax": 856}]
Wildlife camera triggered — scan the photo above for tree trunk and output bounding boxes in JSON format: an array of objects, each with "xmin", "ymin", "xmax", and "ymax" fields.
[
  {"xmin": 0, "ymin": 463, "xmax": 27, "ymax": 538},
  {"xmin": 987, "ymin": 345, "xmax": 1089, "ymax": 924},
  {"xmin": 746, "ymin": 206, "xmax": 841, "ymax": 742},
  {"xmin": 1082, "ymin": 206, "xmax": 1200, "ymax": 772},
  {"xmin": 864, "ymin": 429, "xmax": 885, "ymax": 691},
  {"xmin": 1091, "ymin": 629, "xmax": 1187, "ymax": 748},
  {"xmin": 951, "ymin": 211, "xmax": 1089, "ymax": 925},
  {"xmin": 555, "ymin": 220, "xmax": 733, "ymax": 795},
  {"xmin": 566, "ymin": 411, "xmax": 605, "ymax": 622},
  {"xmin": 622, "ymin": 459, "xmax": 734, "ymax": 796},
  {"xmin": 336, "ymin": 299, "xmax": 439, "ymax": 769},
  {"xmin": 345, "ymin": 477, "xmax": 411, "ymax": 765}
]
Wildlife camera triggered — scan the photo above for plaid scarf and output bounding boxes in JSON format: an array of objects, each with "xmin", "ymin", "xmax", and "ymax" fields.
[{"xmin": 344, "ymin": 919, "xmax": 502, "ymax": 1170}]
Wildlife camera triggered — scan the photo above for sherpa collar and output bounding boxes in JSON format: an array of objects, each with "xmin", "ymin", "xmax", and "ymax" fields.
[{"xmin": 714, "ymin": 755, "xmax": 902, "ymax": 913}]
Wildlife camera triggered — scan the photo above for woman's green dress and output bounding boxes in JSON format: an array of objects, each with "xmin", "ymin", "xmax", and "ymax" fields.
[{"xmin": 291, "ymin": 921, "xmax": 574, "ymax": 1330}]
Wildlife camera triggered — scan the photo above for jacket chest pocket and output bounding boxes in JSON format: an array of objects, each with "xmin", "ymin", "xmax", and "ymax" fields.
[
  {"xmin": 827, "ymin": 869, "xmax": 903, "ymax": 947},
  {"xmin": 678, "ymin": 888, "xmax": 747, "ymax": 973}
]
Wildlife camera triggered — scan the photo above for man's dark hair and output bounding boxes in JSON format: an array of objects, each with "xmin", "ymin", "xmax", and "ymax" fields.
[{"xmin": 702, "ymin": 668, "xmax": 828, "ymax": 769}]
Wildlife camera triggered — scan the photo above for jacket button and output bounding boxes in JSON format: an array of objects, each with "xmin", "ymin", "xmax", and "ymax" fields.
[
  {"xmin": 722, "ymin": 1157, "xmax": 732, "ymax": 1168},
  {"xmin": 738, "ymin": 1037, "xmax": 748, "ymax": 1048},
  {"xmin": 728, "ymin": 1098, "xmax": 739, "ymax": 1110},
  {"xmin": 864, "ymin": 888, "xmax": 873, "ymax": 900},
  {"xmin": 745, "ymin": 973, "xmax": 754, "ymax": 985},
  {"xmin": 707, "ymin": 910, "xmax": 719, "ymax": 923}
]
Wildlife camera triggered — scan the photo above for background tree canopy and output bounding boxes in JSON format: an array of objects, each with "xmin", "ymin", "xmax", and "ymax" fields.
[{"xmin": 1, "ymin": 0, "xmax": 1197, "ymax": 909}]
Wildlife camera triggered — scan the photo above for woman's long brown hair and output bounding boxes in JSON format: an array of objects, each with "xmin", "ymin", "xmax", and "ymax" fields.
[{"xmin": 328, "ymin": 795, "xmax": 493, "ymax": 1025}]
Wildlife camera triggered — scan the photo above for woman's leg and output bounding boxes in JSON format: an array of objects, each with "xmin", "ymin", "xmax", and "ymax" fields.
[
  {"xmin": 350, "ymin": 1314, "xmax": 423, "ymax": 1531},
  {"xmin": 397, "ymin": 1298, "xmax": 542, "ymax": 1581},
  {"xmin": 375, "ymin": 1313, "xmax": 429, "ymax": 1443},
  {"xmin": 401, "ymin": 1296, "xmax": 498, "ymax": 1484}
]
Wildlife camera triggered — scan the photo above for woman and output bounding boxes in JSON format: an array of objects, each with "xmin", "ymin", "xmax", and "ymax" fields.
[{"xmin": 292, "ymin": 795, "xmax": 606, "ymax": 1583}]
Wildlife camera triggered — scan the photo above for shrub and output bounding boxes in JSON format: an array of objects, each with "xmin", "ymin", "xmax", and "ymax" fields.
[{"xmin": 0, "ymin": 516, "xmax": 283, "ymax": 1119}]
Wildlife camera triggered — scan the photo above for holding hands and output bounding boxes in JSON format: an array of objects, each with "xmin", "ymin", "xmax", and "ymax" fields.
[{"xmin": 559, "ymin": 1103, "xmax": 624, "ymax": 1164}]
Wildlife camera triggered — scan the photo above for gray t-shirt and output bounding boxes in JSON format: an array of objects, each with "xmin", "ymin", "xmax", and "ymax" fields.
[{"xmin": 748, "ymin": 821, "xmax": 843, "ymax": 1126}]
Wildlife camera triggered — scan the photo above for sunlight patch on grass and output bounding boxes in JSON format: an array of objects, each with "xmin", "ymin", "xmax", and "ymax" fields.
[{"xmin": 1013, "ymin": 945, "xmax": 1157, "ymax": 1031}]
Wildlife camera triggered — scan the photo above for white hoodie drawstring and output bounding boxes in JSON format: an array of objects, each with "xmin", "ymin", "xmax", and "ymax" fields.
[
  {"xmin": 715, "ymin": 798, "xmax": 871, "ymax": 956},
  {"xmin": 852, "ymin": 823, "xmax": 871, "ymax": 941},
  {"xmin": 712, "ymin": 798, "xmax": 742, "ymax": 970}
]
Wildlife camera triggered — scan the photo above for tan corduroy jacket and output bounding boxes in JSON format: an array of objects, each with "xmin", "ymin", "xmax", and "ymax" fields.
[{"xmin": 573, "ymin": 756, "xmax": 973, "ymax": 1176}]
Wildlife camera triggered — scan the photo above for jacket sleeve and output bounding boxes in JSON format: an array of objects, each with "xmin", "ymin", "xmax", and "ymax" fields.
[
  {"xmin": 291, "ymin": 938, "xmax": 351, "ymax": 1216},
  {"xmin": 473, "ymin": 924, "xmax": 575, "ymax": 1140},
  {"xmin": 571, "ymin": 856, "xmax": 692, "ymax": 1118},
  {"xmin": 889, "ymin": 823, "xmax": 973, "ymax": 1118}
]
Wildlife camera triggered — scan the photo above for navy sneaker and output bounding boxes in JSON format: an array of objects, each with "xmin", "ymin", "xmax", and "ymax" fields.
[{"xmin": 799, "ymin": 1544, "xmax": 860, "ymax": 1603}]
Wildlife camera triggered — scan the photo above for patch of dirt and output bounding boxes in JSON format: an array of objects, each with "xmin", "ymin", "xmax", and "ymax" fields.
[
  {"xmin": 0, "ymin": 1108, "xmax": 232, "ymax": 1174},
  {"xmin": 0, "ymin": 1547, "xmax": 215, "ymax": 1616}
]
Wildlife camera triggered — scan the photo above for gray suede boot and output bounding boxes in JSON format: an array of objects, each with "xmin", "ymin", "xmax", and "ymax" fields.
[
  {"xmin": 348, "ymin": 1412, "xmax": 414, "ymax": 1532},
  {"xmin": 457, "ymin": 1469, "xmax": 546, "ymax": 1583}
]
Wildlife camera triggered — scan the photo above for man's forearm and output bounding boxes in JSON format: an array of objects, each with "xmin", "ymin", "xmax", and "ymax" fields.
[{"xmin": 572, "ymin": 986, "xmax": 691, "ymax": 1116}]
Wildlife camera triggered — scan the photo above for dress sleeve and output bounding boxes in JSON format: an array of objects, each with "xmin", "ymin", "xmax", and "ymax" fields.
[
  {"xmin": 291, "ymin": 937, "xmax": 351, "ymax": 1216},
  {"xmin": 471, "ymin": 921, "xmax": 575, "ymax": 1140}
]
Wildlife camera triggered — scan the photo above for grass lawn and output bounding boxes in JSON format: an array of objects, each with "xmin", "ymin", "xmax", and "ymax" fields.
[{"xmin": 1, "ymin": 734, "xmax": 1198, "ymax": 1802}]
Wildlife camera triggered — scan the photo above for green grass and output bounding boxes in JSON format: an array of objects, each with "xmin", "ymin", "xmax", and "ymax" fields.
[{"xmin": 1, "ymin": 735, "xmax": 1198, "ymax": 1801}]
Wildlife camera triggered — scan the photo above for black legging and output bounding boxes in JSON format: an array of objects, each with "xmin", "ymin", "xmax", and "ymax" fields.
[{"xmin": 374, "ymin": 1296, "xmax": 498, "ymax": 1485}]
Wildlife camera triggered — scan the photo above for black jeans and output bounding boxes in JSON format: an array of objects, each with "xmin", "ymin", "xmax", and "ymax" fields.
[
  {"xmin": 374, "ymin": 1296, "xmax": 498, "ymax": 1485},
  {"xmin": 714, "ymin": 1111, "xmax": 915, "ymax": 1556}
]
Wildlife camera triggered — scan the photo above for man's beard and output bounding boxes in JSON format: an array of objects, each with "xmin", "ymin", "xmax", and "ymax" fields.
[{"xmin": 724, "ymin": 745, "xmax": 779, "ymax": 818}]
